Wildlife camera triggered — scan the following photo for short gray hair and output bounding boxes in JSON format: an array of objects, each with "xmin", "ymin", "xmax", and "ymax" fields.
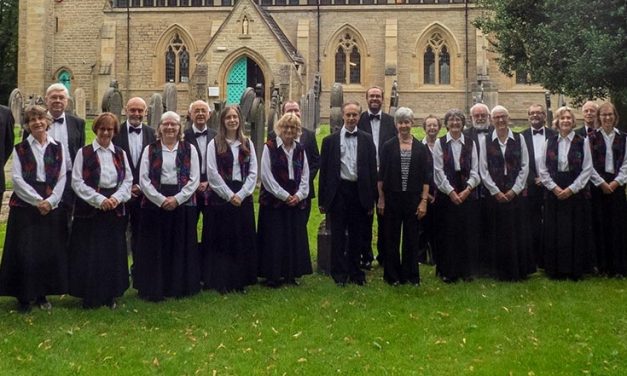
[
  {"xmin": 160, "ymin": 111, "xmax": 181, "ymax": 124},
  {"xmin": 188, "ymin": 100, "xmax": 211, "ymax": 113},
  {"xmin": 470, "ymin": 103, "xmax": 490, "ymax": 116},
  {"xmin": 491, "ymin": 105, "xmax": 510, "ymax": 117},
  {"xmin": 46, "ymin": 83, "xmax": 69, "ymax": 97},
  {"xmin": 394, "ymin": 107, "xmax": 414, "ymax": 124}
]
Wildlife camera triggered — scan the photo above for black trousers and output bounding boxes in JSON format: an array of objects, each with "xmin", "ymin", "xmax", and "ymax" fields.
[
  {"xmin": 525, "ymin": 185, "xmax": 548, "ymax": 269},
  {"xmin": 383, "ymin": 191, "xmax": 420, "ymax": 284},
  {"xmin": 328, "ymin": 181, "xmax": 369, "ymax": 284}
]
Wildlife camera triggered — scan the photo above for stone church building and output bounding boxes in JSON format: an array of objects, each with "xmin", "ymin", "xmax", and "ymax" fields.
[{"xmin": 18, "ymin": 0, "xmax": 546, "ymax": 121}]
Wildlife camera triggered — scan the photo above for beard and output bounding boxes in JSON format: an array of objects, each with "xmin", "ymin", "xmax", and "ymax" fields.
[{"xmin": 472, "ymin": 120, "xmax": 489, "ymax": 130}]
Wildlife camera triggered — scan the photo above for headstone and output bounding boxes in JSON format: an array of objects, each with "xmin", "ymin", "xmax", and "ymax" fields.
[
  {"xmin": 148, "ymin": 93, "xmax": 164, "ymax": 129},
  {"xmin": 209, "ymin": 100, "xmax": 225, "ymax": 131},
  {"xmin": 250, "ymin": 95, "xmax": 265, "ymax": 172},
  {"xmin": 74, "ymin": 88, "xmax": 86, "ymax": 119},
  {"xmin": 66, "ymin": 96, "xmax": 75, "ymax": 116},
  {"xmin": 304, "ymin": 89, "xmax": 316, "ymax": 131},
  {"xmin": 101, "ymin": 80, "xmax": 123, "ymax": 118},
  {"xmin": 330, "ymin": 83, "xmax": 344, "ymax": 133},
  {"xmin": 8, "ymin": 89, "xmax": 24, "ymax": 126},
  {"xmin": 313, "ymin": 73, "xmax": 322, "ymax": 130},
  {"xmin": 163, "ymin": 82, "xmax": 177, "ymax": 112},
  {"xmin": 267, "ymin": 86, "xmax": 280, "ymax": 133},
  {"xmin": 239, "ymin": 87, "xmax": 256, "ymax": 134},
  {"xmin": 191, "ymin": 63, "xmax": 208, "ymax": 102}
]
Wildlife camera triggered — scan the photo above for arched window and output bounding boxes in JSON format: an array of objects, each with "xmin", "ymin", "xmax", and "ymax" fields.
[
  {"xmin": 334, "ymin": 33, "xmax": 361, "ymax": 84},
  {"xmin": 423, "ymin": 32, "xmax": 451, "ymax": 85},
  {"xmin": 164, "ymin": 33, "xmax": 190, "ymax": 83}
]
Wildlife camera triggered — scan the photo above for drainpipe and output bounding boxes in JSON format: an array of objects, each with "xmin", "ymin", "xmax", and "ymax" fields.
[
  {"xmin": 126, "ymin": 2, "xmax": 131, "ymax": 101},
  {"xmin": 464, "ymin": 0, "xmax": 469, "ymax": 113},
  {"xmin": 317, "ymin": 0, "xmax": 320, "ymax": 73}
]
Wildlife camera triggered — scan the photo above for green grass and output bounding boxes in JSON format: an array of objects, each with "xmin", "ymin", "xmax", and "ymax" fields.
[{"xmin": 0, "ymin": 124, "xmax": 625, "ymax": 375}]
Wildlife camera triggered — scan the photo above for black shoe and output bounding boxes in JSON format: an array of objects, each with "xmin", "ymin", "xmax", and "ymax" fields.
[
  {"xmin": 17, "ymin": 300, "xmax": 31, "ymax": 314},
  {"xmin": 264, "ymin": 279, "xmax": 282, "ymax": 288},
  {"xmin": 285, "ymin": 278, "xmax": 300, "ymax": 286},
  {"xmin": 35, "ymin": 296, "xmax": 52, "ymax": 311},
  {"xmin": 360, "ymin": 261, "xmax": 372, "ymax": 271}
]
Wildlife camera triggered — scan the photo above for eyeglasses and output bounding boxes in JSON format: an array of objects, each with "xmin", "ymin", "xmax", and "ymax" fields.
[{"xmin": 161, "ymin": 122, "xmax": 180, "ymax": 127}]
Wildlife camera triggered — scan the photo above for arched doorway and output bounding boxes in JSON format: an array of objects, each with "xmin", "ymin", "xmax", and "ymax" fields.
[
  {"xmin": 58, "ymin": 70, "xmax": 71, "ymax": 92},
  {"xmin": 226, "ymin": 56, "xmax": 265, "ymax": 105}
]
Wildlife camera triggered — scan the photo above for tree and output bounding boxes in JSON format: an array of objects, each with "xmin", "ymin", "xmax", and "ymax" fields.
[
  {"xmin": 0, "ymin": 0, "xmax": 18, "ymax": 106},
  {"xmin": 474, "ymin": 0, "xmax": 627, "ymax": 128}
]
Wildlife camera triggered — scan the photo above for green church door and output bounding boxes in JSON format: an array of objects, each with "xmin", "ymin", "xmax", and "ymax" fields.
[{"xmin": 226, "ymin": 57, "xmax": 247, "ymax": 105}]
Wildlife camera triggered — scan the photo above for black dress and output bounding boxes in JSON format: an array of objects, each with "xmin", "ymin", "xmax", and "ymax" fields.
[
  {"xmin": 257, "ymin": 139, "xmax": 312, "ymax": 285},
  {"xmin": 0, "ymin": 139, "xmax": 68, "ymax": 303},
  {"xmin": 68, "ymin": 143, "xmax": 132, "ymax": 307},
  {"xmin": 203, "ymin": 139, "xmax": 258, "ymax": 293},
  {"xmin": 134, "ymin": 141, "xmax": 201, "ymax": 301}
]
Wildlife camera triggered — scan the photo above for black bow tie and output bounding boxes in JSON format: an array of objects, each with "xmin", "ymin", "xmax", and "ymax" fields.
[
  {"xmin": 195, "ymin": 130, "xmax": 208, "ymax": 138},
  {"xmin": 477, "ymin": 129, "xmax": 490, "ymax": 134},
  {"xmin": 53, "ymin": 118, "xmax": 63, "ymax": 124},
  {"xmin": 129, "ymin": 126, "xmax": 141, "ymax": 134},
  {"xmin": 533, "ymin": 128, "xmax": 544, "ymax": 136},
  {"xmin": 345, "ymin": 131, "xmax": 358, "ymax": 138},
  {"xmin": 587, "ymin": 127, "xmax": 595, "ymax": 135},
  {"xmin": 369, "ymin": 113, "xmax": 381, "ymax": 121}
]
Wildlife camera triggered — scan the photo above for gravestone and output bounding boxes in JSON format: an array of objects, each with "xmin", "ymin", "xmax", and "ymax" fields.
[
  {"xmin": 313, "ymin": 73, "xmax": 321, "ymax": 129},
  {"xmin": 329, "ymin": 83, "xmax": 344, "ymax": 133},
  {"xmin": 239, "ymin": 87, "xmax": 256, "ymax": 134},
  {"xmin": 163, "ymin": 82, "xmax": 177, "ymax": 112},
  {"xmin": 267, "ymin": 85, "xmax": 280, "ymax": 134},
  {"xmin": 191, "ymin": 63, "xmax": 208, "ymax": 102},
  {"xmin": 66, "ymin": 96, "xmax": 75, "ymax": 116},
  {"xmin": 101, "ymin": 80, "xmax": 123, "ymax": 119},
  {"xmin": 250, "ymin": 84, "xmax": 265, "ymax": 171},
  {"xmin": 8, "ymin": 89, "xmax": 24, "ymax": 126},
  {"xmin": 148, "ymin": 93, "xmax": 164, "ymax": 129},
  {"xmin": 209, "ymin": 100, "xmax": 225, "ymax": 131},
  {"xmin": 74, "ymin": 88, "xmax": 86, "ymax": 119}
]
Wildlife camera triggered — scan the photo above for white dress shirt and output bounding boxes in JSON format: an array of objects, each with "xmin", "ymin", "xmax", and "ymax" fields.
[
  {"xmin": 422, "ymin": 137, "xmax": 436, "ymax": 153},
  {"xmin": 206, "ymin": 138, "xmax": 258, "ymax": 201},
  {"xmin": 48, "ymin": 112, "xmax": 72, "ymax": 170},
  {"xmin": 531, "ymin": 127, "xmax": 548, "ymax": 174},
  {"xmin": 72, "ymin": 140, "xmax": 133, "ymax": 208},
  {"xmin": 12, "ymin": 135, "xmax": 68, "ymax": 209},
  {"xmin": 479, "ymin": 129, "xmax": 529, "ymax": 195},
  {"xmin": 260, "ymin": 138, "xmax": 310, "ymax": 202},
  {"xmin": 340, "ymin": 126, "xmax": 358, "ymax": 181},
  {"xmin": 192, "ymin": 124, "xmax": 209, "ymax": 175},
  {"xmin": 126, "ymin": 121, "xmax": 144, "ymax": 167},
  {"xmin": 590, "ymin": 128, "xmax": 627, "ymax": 186},
  {"xmin": 139, "ymin": 141, "xmax": 200, "ymax": 207},
  {"xmin": 537, "ymin": 132, "xmax": 592, "ymax": 193},
  {"xmin": 368, "ymin": 111, "xmax": 381, "ymax": 167},
  {"xmin": 432, "ymin": 133, "xmax": 480, "ymax": 195}
]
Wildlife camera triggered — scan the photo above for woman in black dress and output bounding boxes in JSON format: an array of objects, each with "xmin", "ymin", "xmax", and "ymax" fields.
[
  {"xmin": 258, "ymin": 113, "xmax": 312, "ymax": 287},
  {"xmin": 479, "ymin": 105, "xmax": 534, "ymax": 281},
  {"xmin": 0, "ymin": 105, "xmax": 67, "ymax": 312},
  {"xmin": 537, "ymin": 106, "xmax": 592, "ymax": 280},
  {"xmin": 377, "ymin": 107, "xmax": 430, "ymax": 286},
  {"xmin": 205, "ymin": 105, "xmax": 258, "ymax": 293},
  {"xmin": 432, "ymin": 109, "xmax": 481, "ymax": 283},
  {"xmin": 69, "ymin": 112, "xmax": 133, "ymax": 308},
  {"xmin": 135, "ymin": 111, "xmax": 201, "ymax": 301},
  {"xmin": 589, "ymin": 102, "xmax": 627, "ymax": 277}
]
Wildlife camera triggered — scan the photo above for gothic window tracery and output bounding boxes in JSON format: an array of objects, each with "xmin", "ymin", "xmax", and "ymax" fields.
[
  {"xmin": 334, "ymin": 33, "xmax": 361, "ymax": 84},
  {"xmin": 423, "ymin": 32, "xmax": 451, "ymax": 85},
  {"xmin": 164, "ymin": 33, "xmax": 190, "ymax": 83}
]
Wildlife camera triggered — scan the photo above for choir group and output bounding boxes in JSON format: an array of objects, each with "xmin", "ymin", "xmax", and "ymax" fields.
[{"xmin": 0, "ymin": 84, "xmax": 625, "ymax": 313}]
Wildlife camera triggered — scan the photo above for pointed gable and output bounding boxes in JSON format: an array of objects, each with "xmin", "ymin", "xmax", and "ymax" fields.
[{"xmin": 197, "ymin": 0, "xmax": 303, "ymax": 65}]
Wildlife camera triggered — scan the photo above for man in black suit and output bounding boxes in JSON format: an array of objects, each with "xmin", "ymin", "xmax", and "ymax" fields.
[
  {"xmin": 522, "ymin": 104, "xmax": 556, "ymax": 268},
  {"xmin": 112, "ymin": 97, "xmax": 156, "ymax": 255},
  {"xmin": 357, "ymin": 86, "xmax": 397, "ymax": 269},
  {"xmin": 27, "ymin": 84, "xmax": 86, "ymax": 214},
  {"xmin": 272, "ymin": 100, "xmax": 321, "ymax": 223},
  {"xmin": 319, "ymin": 101, "xmax": 377, "ymax": 286},
  {"xmin": 575, "ymin": 101, "xmax": 599, "ymax": 138},
  {"xmin": 184, "ymin": 100, "xmax": 217, "ymax": 249},
  {"xmin": 0, "ymin": 105, "xmax": 15, "ymax": 214}
]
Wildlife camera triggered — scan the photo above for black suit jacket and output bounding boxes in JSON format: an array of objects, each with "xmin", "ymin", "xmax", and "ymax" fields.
[
  {"xmin": 0, "ymin": 105, "xmax": 15, "ymax": 193},
  {"xmin": 378, "ymin": 136, "xmax": 430, "ymax": 195},
  {"xmin": 268, "ymin": 127, "xmax": 321, "ymax": 199},
  {"xmin": 319, "ymin": 129, "xmax": 377, "ymax": 211},
  {"xmin": 522, "ymin": 126, "xmax": 556, "ymax": 192},
  {"xmin": 22, "ymin": 112, "xmax": 85, "ymax": 163},
  {"xmin": 112, "ymin": 123, "xmax": 157, "ymax": 184},
  {"xmin": 183, "ymin": 126, "xmax": 217, "ymax": 181},
  {"xmin": 357, "ymin": 111, "xmax": 397, "ymax": 163}
]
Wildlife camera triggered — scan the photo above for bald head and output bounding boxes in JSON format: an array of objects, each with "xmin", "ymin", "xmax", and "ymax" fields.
[
  {"xmin": 582, "ymin": 101, "xmax": 599, "ymax": 128},
  {"xmin": 126, "ymin": 97, "xmax": 147, "ymax": 127}
]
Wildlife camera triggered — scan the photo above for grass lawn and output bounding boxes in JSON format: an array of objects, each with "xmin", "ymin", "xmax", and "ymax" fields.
[{"xmin": 0, "ymin": 124, "xmax": 625, "ymax": 375}]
